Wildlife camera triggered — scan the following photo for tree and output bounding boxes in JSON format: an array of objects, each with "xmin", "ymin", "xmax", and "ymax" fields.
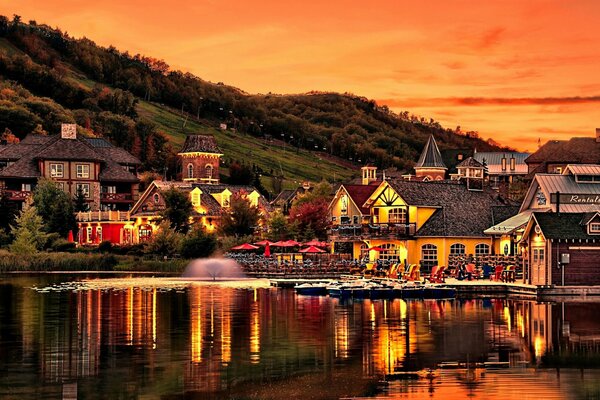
[
  {"xmin": 219, "ymin": 194, "xmax": 261, "ymax": 237},
  {"xmin": 288, "ymin": 198, "xmax": 329, "ymax": 240},
  {"xmin": 144, "ymin": 221, "xmax": 182, "ymax": 257},
  {"xmin": 33, "ymin": 179, "xmax": 77, "ymax": 237},
  {"xmin": 268, "ymin": 210, "xmax": 293, "ymax": 240},
  {"xmin": 292, "ymin": 180, "xmax": 332, "ymax": 207},
  {"xmin": 161, "ymin": 187, "xmax": 193, "ymax": 233},
  {"xmin": 9, "ymin": 202, "xmax": 47, "ymax": 254},
  {"xmin": 180, "ymin": 226, "xmax": 217, "ymax": 259},
  {"xmin": 74, "ymin": 186, "xmax": 89, "ymax": 212},
  {"xmin": 228, "ymin": 161, "xmax": 253, "ymax": 185}
]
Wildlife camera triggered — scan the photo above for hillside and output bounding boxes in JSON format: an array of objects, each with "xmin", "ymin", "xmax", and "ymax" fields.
[{"xmin": 0, "ymin": 16, "xmax": 509, "ymax": 194}]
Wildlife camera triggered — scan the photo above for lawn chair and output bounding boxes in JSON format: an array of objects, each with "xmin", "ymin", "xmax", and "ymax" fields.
[
  {"xmin": 465, "ymin": 263, "xmax": 479, "ymax": 280},
  {"xmin": 402, "ymin": 264, "xmax": 416, "ymax": 281},
  {"xmin": 502, "ymin": 265, "xmax": 516, "ymax": 283},
  {"xmin": 425, "ymin": 265, "xmax": 446, "ymax": 283},
  {"xmin": 481, "ymin": 264, "xmax": 493, "ymax": 279},
  {"xmin": 407, "ymin": 264, "xmax": 421, "ymax": 281},
  {"xmin": 493, "ymin": 265, "xmax": 504, "ymax": 281}
]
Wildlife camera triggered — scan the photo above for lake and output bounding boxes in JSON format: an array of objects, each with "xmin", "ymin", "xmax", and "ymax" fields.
[{"xmin": 1, "ymin": 274, "xmax": 600, "ymax": 400}]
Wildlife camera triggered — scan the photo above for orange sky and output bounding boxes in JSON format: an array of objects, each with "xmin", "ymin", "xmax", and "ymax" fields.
[{"xmin": 2, "ymin": 0, "xmax": 600, "ymax": 151}]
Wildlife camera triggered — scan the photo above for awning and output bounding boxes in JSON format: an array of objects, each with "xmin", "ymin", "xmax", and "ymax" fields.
[{"xmin": 484, "ymin": 210, "xmax": 534, "ymax": 236}]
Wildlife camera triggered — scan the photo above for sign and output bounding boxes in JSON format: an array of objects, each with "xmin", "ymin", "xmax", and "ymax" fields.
[
  {"xmin": 61, "ymin": 123, "xmax": 77, "ymax": 139},
  {"xmin": 550, "ymin": 193, "xmax": 600, "ymax": 205}
]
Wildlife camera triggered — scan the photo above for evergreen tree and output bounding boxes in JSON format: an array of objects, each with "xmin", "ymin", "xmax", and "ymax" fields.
[
  {"xmin": 219, "ymin": 194, "xmax": 260, "ymax": 237},
  {"xmin": 267, "ymin": 211, "xmax": 290, "ymax": 240},
  {"xmin": 33, "ymin": 179, "xmax": 77, "ymax": 237},
  {"xmin": 161, "ymin": 187, "xmax": 193, "ymax": 233},
  {"xmin": 9, "ymin": 202, "xmax": 47, "ymax": 254},
  {"xmin": 74, "ymin": 186, "xmax": 89, "ymax": 212}
]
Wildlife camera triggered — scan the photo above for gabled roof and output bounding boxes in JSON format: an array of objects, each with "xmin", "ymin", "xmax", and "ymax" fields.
[
  {"xmin": 564, "ymin": 164, "xmax": 600, "ymax": 176},
  {"xmin": 98, "ymin": 162, "xmax": 139, "ymax": 182},
  {"xmin": 456, "ymin": 157, "xmax": 484, "ymax": 169},
  {"xmin": 415, "ymin": 135, "xmax": 447, "ymax": 169},
  {"xmin": 529, "ymin": 212, "xmax": 600, "ymax": 240},
  {"xmin": 85, "ymin": 138, "xmax": 141, "ymax": 165},
  {"xmin": 473, "ymin": 152, "xmax": 529, "ymax": 175},
  {"xmin": 179, "ymin": 135, "xmax": 221, "ymax": 154},
  {"xmin": 525, "ymin": 137, "xmax": 600, "ymax": 164},
  {"xmin": 520, "ymin": 173, "xmax": 600, "ymax": 213},
  {"xmin": 33, "ymin": 136, "xmax": 104, "ymax": 162},
  {"xmin": 341, "ymin": 184, "xmax": 380, "ymax": 214}
]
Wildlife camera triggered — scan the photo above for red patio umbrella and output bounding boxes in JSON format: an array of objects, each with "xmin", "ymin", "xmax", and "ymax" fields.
[
  {"xmin": 272, "ymin": 241, "xmax": 295, "ymax": 247},
  {"xmin": 231, "ymin": 243, "xmax": 259, "ymax": 251},
  {"xmin": 299, "ymin": 245, "xmax": 326, "ymax": 253},
  {"xmin": 254, "ymin": 240, "xmax": 276, "ymax": 246},
  {"xmin": 264, "ymin": 242, "xmax": 271, "ymax": 257},
  {"xmin": 67, "ymin": 230, "xmax": 74, "ymax": 243},
  {"xmin": 368, "ymin": 246, "xmax": 384, "ymax": 251},
  {"xmin": 284, "ymin": 240, "xmax": 301, "ymax": 246},
  {"xmin": 303, "ymin": 239, "xmax": 328, "ymax": 247}
]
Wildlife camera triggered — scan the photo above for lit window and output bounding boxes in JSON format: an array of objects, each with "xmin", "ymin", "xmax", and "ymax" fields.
[
  {"xmin": 555, "ymin": 167, "xmax": 562, "ymax": 174},
  {"xmin": 76, "ymin": 164, "xmax": 90, "ymax": 178},
  {"xmin": 389, "ymin": 208, "xmax": 407, "ymax": 224},
  {"xmin": 450, "ymin": 243, "xmax": 466, "ymax": 255},
  {"xmin": 76, "ymin": 183, "xmax": 90, "ymax": 198},
  {"xmin": 510, "ymin": 157, "xmax": 516, "ymax": 171},
  {"xmin": 475, "ymin": 243, "xmax": 490, "ymax": 256},
  {"xmin": 421, "ymin": 244, "xmax": 437, "ymax": 263},
  {"xmin": 21, "ymin": 183, "xmax": 32, "ymax": 192},
  {"xmin": 191, "ymin": 191, "xmax": 200, "ymax": 206},
  {"xmin": 380, "ymin": 243, "xmax": 400, "ymax": 261},
  {"xmin": 501, "ymin": 157, "xmax": 507, "ymax": 171},
  {"xmin": 205, "ymin": 164, "xmax": 213, "ymax": 179},
  {"xmin": 50, "ymin": 163, "xmax": 64, "ymax": 178},
  {"xmin": 187, "ymin": 163, "xmax": 194, "ymax": 179},
  {"xmin": 96, "ymin": 227, "xmax": 103, "ymax": 242},
  {"xmin": 340, "ymin": 195, "xmax": 348, "ymax": 215},
  {"xmin": 86, "ymin": 227, "xmax": 92, "ymax": 243}
]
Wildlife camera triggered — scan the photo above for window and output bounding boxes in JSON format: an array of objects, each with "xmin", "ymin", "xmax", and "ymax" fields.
[
  {"xmin": 450, "ymin": 243, "xmax": 466, "ymax": 255},
  {"xmin": 380, "ymin": 243, "xmax": 400, "ymax": 261},
  {"xmin": 340, "ymin": 195, "xmax": 348, "ymax": 215},
  {"xmin": 533, "ymin": 248, "xmax": 545, "ymax": 263},
  {"xmin": 96, "ymin": 227, "xmax": 102, "ymax": 243},
  {"xmin": 353, "ymin": 215, "xmax": 359, "ymax": 224},
  {"xmin": 187, "ymin": 163, "xmax": 194, "ymax": 179},
  {"xmin": 555, "ymin": 167, "xmax": 562, "ymax": 174},
  {"xmin": 76, "ymin": 164, "xmax": 90, "ymax": 179},
  {"xmin": 591, "ymin": 222, "xmax": 600, "ymax": 233},
  {"xmin": 389, "ymin": 208, "xmax": 407, "ymax": 224},
  {"xmin": 475, "ymin": 243, "xmax": 490, "ymax": 256},
  {"xmin": 76, "ymin": 183, "xmax": 90, "ymax": 198},
  {"xmin": 510, "ymin": 157, "xmax": 516, "ymax": 171},
  {"xmin": 421, "ymin": 244, "xmax": 437, "ymax": 263},
  {"xmin": 153, "ymin": 193, "xmax": 160, "ymax": 204},
  {"xmin": 501, "ymin": 157, "xmax": 507, "ymax": 171},
  {"xmin": 205, "ymin": 164, "xmax": 213, "ymax": 179},
  {"xmin": 139, "ymin": 225, "xmax": 153, "ymax": 242},
  {"xmin": 102, "ymin": 186, "xmax": 116, "ymax": 194},
  {"xmin": 191, "ymin": 191, "xmax": 200, "ymax": 207},
  {"xmin": 86, "ymin": 227, "xmax": 92, "ymax": 243},
  {"xmin": 21, "ymin": 183, "xmax": 32, "ymax": 192},
  {"xmin": 50, "ymin": 163, "xmax": 64, "ymax": 178}
]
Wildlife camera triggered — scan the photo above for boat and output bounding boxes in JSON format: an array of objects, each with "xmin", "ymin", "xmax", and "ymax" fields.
[{"xmin": 295, "ymin": 282, "xmax": 329, "ymax": 296}]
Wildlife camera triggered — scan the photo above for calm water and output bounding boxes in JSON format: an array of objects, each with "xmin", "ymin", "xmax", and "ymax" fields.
[{"xmin": 1, "ymin": 275, "xmax": 600, "ymax": 400}]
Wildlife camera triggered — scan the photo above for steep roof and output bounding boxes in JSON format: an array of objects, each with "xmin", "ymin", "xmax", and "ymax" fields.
[
  {"xmin": 456, "ymin": 156, "xmax": 484, "ymax": 169},
  {"xmin": 526, "ymin": 137, "xmax": 600, "ymax": 165},
  {"xmin": 179, "ymin": 135, "xmax": 221, "ymax": 154},
  {"xmin": 342, "ymin": 184, "xmax": 380, "ymax": 214},
  {"xmin": 532, "ymin": 212, "xmax": 600, "ymax": 240},
  {"xmin": 386, "ymin": 180, "xmax": 518, "ymax": 237},
  {"xmin": 415, "ymin": 135, "xmax": 447, "ymax": 169}
]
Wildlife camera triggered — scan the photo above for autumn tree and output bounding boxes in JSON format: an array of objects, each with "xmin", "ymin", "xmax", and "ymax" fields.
[
  {"xmin": 288, "ymin": 198, "xmax": 329, "ymax": 240},
  {"xmin": 160, "ymin": 187, "xmax": 193, "ymax": 233}
]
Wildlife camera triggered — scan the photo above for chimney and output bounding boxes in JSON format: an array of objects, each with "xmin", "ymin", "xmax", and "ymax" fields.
[
  {"xmin": 61, "ymin": 123, "xmax": 77, "ymax": 139},
  {"xmin": 596, "ymin": 128, "xmax": 600, "ymax": 143}
]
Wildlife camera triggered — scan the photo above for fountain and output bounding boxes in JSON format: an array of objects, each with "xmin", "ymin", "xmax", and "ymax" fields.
[{"xmin": 182, "ymin": 258, "xmax": 247, "ymax": 281}]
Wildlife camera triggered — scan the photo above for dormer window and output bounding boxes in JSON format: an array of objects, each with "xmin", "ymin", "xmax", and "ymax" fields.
[
  {"xmin": 501, "ymin": 157, "xmax": 507, "ymax": 171},
  {"xmin": 187, "ymin": 163, "xmax": 194, "ymax": 179},
  {"xmin": 190, "ymin": 188, "xmax": 201, "ymax": 207},
  {"xmin": 591, "ymin": 222, "xmax": 600, "ymax": 234},
  {"xmin": 510, "ymin": 157, "xmax": 516, "ymax": 171}
]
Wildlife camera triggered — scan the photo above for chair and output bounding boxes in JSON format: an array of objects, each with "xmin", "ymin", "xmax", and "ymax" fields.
[
  {"xmin": 425, "ymin": 265, "xmax": 446, "ymax": 283},
  {"xmin": 465, "ymin": 263, "xmax": 479, "ymax": 280},
  {"xmin": 402, "ymin": 264, "xmax": 415, "ymax": 280},
  {"xmin": 481, "ymin": 264, "xmax": 493, "ymax": 279},
  {"xmin": 493, "ymin": 265, "xmax": 504, "ymax": 281}
]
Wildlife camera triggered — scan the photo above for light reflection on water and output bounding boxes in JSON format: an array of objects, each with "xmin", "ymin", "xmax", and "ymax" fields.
[{"xmin": 1, "ymin": 275, "xmax": 600, "ymax": 399}]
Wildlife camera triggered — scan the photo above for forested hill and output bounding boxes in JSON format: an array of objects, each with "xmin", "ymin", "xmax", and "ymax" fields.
[{"xmin": 0, "ymin": 16, "xmax": 510, "ymax": 192}]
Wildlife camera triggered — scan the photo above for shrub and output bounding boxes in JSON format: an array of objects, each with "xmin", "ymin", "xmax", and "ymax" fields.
[
  {"xmin": 180, "ymin": 228, "xmax": 217, "ymax": 259},
  {"xmin": 50, "ymin": 238, "xmax": 76, "ymax": 252},
  {"xmin": 98, "ymin": 240, "xmax": 112, "ymax": 253},
  {"xmin": 0, "ymin": 250, "xmax": 118, "ymax": 271}
]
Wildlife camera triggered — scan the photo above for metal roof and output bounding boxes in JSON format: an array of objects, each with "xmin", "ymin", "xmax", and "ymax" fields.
[
  {"xmin": 484, "ymin": 209, "xmax": 534, "ymax": 235},
  {"xmin": 564, "ymin": 164, "xmax": 600, "ymax": 176},
  {"xmin": 473, "ymin": 152, "xmax": 529, "ymax": 175},
  {"xmin": 415, "ymin": 135, "xmax": 447, "ymax": 169},
  {"xmin": 536, "ymin": 173, "xmax": 600, "ymax": 195}
]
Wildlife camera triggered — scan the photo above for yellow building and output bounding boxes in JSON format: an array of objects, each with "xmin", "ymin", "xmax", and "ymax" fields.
[{"xmin": 328, "ymin": 167, "xmax": 518, "ymax": 270}]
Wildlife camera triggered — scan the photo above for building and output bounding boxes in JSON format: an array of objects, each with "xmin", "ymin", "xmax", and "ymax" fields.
[
  {"xmin": 328, "ymin": 166, "xmax": 518, "ymax": 269},
  {"xmin": 453, "ymin": 156, "xmax": 486, "ymax": 191},
  {"xmin": 472, "ymin": 151, "xmax": 529, "ymax": 185},
  {"xmin": 525, "ymin": 129, "xmax": 600, "ymax": 177},
  {"xmin": 178, "ymin": 135, "xmax": 223, "ymax": 184},
  {"xmin": 0, "ymin": 126, "xmax": 140, "ymax": 212},
  {"xmin": 412, "ymin": 135, "xmax": 447, "ymax": 181},
  {"xmin": 521, "ymin": 212, "xmax": 600, "ymax": 286},
  {"xmin": 270, "ymin": 182, "xmax": 312, "ymax": 215}
]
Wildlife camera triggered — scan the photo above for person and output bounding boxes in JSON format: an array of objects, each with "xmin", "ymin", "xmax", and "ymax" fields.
[{"xmin": 457, "ymin": 262, "xmax": 467, "ymax": 280}]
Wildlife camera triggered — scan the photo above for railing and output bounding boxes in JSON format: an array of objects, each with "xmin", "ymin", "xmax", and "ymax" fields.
[
  {"xmin": 329, "ymin": 222, "xmax": 417, "ymax": 240},
  {"xmin": 1, "ymin": 189, "xmax": 32, "ymax": 200},
  {"xmin": 100, "ymin": 192, "xmax": 133, "ymax": 202},
  {"xmin": 76, "ymin": 210, "xmax": 131, "ymax": 222}
]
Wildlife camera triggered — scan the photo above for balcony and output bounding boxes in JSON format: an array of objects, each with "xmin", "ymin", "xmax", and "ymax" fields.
[
  {"xmin": 76, "ymin": 210, "xmax": 131, "ymax": 222},
  {"xmin": 329, "ymin": 222, "xmax": 417, "ymax": 241},
  {"xmin": 100, "ymin": 192, "xmax": 133, "ymax": 202},
  {"xmin": 1, "ymin": 189, "xmax": 32, "ymax": 201}
]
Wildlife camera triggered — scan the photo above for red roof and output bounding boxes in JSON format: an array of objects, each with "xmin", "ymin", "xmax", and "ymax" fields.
[{"xmin": 342, "ymin": 184, "xmax": 379, "ymax": 214}]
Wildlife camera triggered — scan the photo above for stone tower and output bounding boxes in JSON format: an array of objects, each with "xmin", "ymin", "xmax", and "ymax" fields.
[{"xmin": 178, "ymin": 135, "xmax": 223, "ymax": 184}]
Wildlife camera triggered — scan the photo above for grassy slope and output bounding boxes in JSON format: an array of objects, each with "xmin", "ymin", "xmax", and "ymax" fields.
[{"xmin": 136, "ymin": 100, "xmax": 357, "ymax": 188}]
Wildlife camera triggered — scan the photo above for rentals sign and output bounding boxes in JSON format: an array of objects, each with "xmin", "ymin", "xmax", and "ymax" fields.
[{"xmin": 550, "ymin": 193, "xmax": 600, "ymax": 205}]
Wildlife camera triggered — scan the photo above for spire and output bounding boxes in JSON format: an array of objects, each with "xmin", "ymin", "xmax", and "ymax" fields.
[{"xmin": 415, "ymin": 135, "xmax": 447, "ymax": 169}]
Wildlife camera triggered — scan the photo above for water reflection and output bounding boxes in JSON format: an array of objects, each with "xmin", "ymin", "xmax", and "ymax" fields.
[{"xmin": 1, "ymin": 276, "xmax": 600, "ymax": 399}]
